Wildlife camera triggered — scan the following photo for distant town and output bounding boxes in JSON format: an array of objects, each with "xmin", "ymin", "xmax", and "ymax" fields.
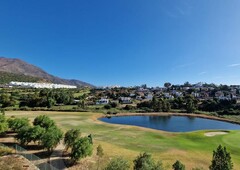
[
  {"xmin": 8, "ymin": 81, "xmax": 77, "ymax": 89},
  {"xmin": 95, "ymin": 82, "xmax": 240, "ymax": 103}
]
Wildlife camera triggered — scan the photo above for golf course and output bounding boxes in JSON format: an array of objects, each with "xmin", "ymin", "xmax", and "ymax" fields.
[{"xmin": 5, "ymin": 111, "xmax": 240, "ymax": 170}]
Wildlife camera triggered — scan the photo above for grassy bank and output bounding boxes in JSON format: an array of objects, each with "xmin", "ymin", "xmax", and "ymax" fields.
[{"xmin": 5, "ymin": 111, "xmax": 240, "ymax": 169}]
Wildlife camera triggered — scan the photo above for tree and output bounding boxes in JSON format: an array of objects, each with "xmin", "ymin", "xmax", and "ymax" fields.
[
  {"xmin": 185, "ymin": 96, "xmax": 197, "ymax": 113},
  {"xmin": 164, "ymin": 82, "xmax": 172, "ymax": 88},
  {"xmin": 0, "ymin": 93, "xmax": 16, "ymax": 108},
  {"xmin": 8, "ymin": 117, "xmax": 30, "ymax": 132},
  {"xmin": 133, "ymin": 152, "xmax": 163, "ymax": 170},
  {"xmin": 110, "ymin": 102, "xmax": 118, "ymax": 108},
  {"xmin": 46, "ymin": 97, "xmax": 56, "ymax": 108},
  {"xmin": 209, "ymin": 145, "xmax": 233, "ymax": 170},
  {"xmin": 0, "ymin": 109, "xmax": 5, "ymax": 116},
  {"xmin": 104, "ymin": 157, "xmax": 130, "ymax": 170},
  {"xmin": 0, "ymin": 115, "xmax": 8, "ymax": 134},
  {"xmin": 78, "ymin": 100, "xmax": 85, "ymax": 109},
  {"xmin": 41, "ymin": 126, "xmax": 63, "ymax": 153},
  {"xmin": 33, "ymin": 115, "xmax": 55, "ymax": 129},
  {"xmin": 161, "ymin": 99, "xmax": 171, "ymax": 112},
  {"xmin": 151, "ymin": 97, "xmax": 161, "ymax": 112},
  {"xmin": 15, "ymin": 126, "xmax": 32, "ymax": 145},
  {"xmin": 97, "ymin": 144, "xmax": 104, "ymax": 170},
  {"xmin": 29, "ymin": 125, "xmax": 46, "ymax": 144},
  {"xmin": 172, "ymin": 160, "xmax": 185, "ymax": 170},
  {"xmin": 186, "ymin": 100, "xmax": 196, "ymax": 113},
  {"xmin": 70, "ymin": 136, "xmax": 93, "ymax": 164},
  {"xmin": 64, "ymin": 129, "xmax": 81, "ymax": 151}
]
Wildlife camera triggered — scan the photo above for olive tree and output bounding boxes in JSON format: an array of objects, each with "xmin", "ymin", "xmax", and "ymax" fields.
[
  {"xmin": 8, "ymin": 117, "xmax": 30, "ymax": 132},
  {"xmin": 15, "ymin": 126, "xmax": 32, "ymax": 145},
  {"xmin": 0, "ymin": 115, "xmax": 8, "ymax": 134},
  {"xmin": 64, "ymin": 129, "xmax": 81, "ymax": 150},
  {"xmin": 70, "ymin": 136, "xmax": 93, "ymax": 164},
  {"xmin": 33, "ymin": 115, "xmax": 55, "ymax": 129},
  {"xmin": 41, "ymin": 126, "xmax": 63, "ymax": 153}
]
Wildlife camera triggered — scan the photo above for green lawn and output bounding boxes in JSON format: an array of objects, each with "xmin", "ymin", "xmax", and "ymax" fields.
[{"xmin": 5, "ymin": 111, "xmax": 240, "ymax": 170}]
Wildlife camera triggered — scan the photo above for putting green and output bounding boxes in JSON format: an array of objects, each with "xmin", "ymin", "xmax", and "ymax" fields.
[{"xmin": 6, "ymin": 111, "xmax": 240, "ymax": 169}]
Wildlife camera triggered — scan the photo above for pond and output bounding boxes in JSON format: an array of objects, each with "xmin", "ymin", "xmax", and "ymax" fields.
[{"xmin": 100, "ymin": 115, "xmax": 240, "ymax": 132}]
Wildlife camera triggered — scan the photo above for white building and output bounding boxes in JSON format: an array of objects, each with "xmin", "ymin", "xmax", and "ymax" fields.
[
  {"xmin": 119, "ymin": 97, "xmax": 132, "ymax": 104},
  {"xmin": 9, "ymin": 81, "xmax": 77, "ymax": 89},
  {"xmin": 96, "ymin": 98, "xmax": 109, "ymax": 105}
]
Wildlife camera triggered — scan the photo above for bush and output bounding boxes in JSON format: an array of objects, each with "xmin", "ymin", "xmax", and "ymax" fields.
[
  {"xmin": 104, "ymin": 157, "xmax": 130, "ymax": 170},
  {"xmin": 110, "ymin": 102, "xmax": 118, "ymax": 108},
  {"xmin": 0, "ymin": 146, "xmax": 13, "ymax": 156},
  {"xmin": 172, "ymin": 160, "xmax": 185, "ymax": 170},
  {"xmin": 124, "ymin": 105, "xmax": 135, "ymax": 110},
  {"xmin": 104, "ymin": 104, "xmax": 112, "ymax": 110},
  {"xmin": 133, "ymin": 152, "xmax": 163, "ymax": 170}
]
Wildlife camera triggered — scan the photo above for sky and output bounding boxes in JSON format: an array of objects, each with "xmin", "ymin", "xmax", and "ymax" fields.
[{"xmin": 0, "ymin": 0, "xmax": 240, "ymax": 87}]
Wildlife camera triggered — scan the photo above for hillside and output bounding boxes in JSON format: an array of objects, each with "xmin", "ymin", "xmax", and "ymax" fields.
[
  {"xmin": 0, "ymin": 71, "xmax": 44, "ymax": 84},
  {"xmin": 0, "ymin": 57, "xmax": 93, "ymax": 87}
]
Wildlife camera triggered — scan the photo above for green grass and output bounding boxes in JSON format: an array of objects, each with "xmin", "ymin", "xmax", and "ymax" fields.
[{"xmin": 5, "ymin": 111, "xmax": 240, "ymax": 170}]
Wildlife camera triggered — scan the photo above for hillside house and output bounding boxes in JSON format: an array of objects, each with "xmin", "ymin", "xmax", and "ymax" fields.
[
  {"xmin": 96, "ymin": 98, "xmax": 109, "ymax": 105},
  {"xmin": 119, "ymin": 97, "xmax": 132, "ymax": 104},
  {"xmin": 145, "ymin": 93, "xmax": 153, "ymax": 101}
]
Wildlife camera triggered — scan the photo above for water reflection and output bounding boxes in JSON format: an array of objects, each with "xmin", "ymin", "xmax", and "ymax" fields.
[{"xmin": 100, "ymin": 115, "xmax": 240, "ymax": 132}]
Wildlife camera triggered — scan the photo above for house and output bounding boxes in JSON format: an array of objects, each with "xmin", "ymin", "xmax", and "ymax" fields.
[
  {"xmin": 136, "ymin": 96, "xmax": 143, "ymax": 100},
  {"xmin": 145, "ymin": 93, "xmax": 153, "ymax": 101},
  {"xmin": 215, "ymin": 91, "xmax": 224, "ymax": 98},
  {"xmin": 164, "ymin": 93, "xmax": 174, "ymax": 99},
  {"xmin": 96, "ymin": 98, "xmax": 109, "ymax": 105},
  {"xmin": 119, "ymin": 97, "xmax": 132, "ymax": 104},
  {"xmin": 191, "ymin": 92, "xmax": 200, "ymax": 98},
  {"xmin": 171, "ymin": 90, "xmax": 183, "ymax": 97}
]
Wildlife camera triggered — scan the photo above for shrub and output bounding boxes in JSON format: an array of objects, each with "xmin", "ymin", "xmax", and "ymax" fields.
[
  {"xmin": 0, "ymin": 146, "xmax": 13, "ymax": 156},
  {"xmin": 110, "ymin": 102, "xmax": 118, "ymax": 108},
  {"xmin": 104, "ymin": 104, "xmax": 112, "ymax": 110},
  {"xmin": 104, "ymin": 157, "xmax": 130, "ymax": 170},
  {"xmin": 124, "ymin": 105, "xmax": 135, "ymax": 110},
  {"xmin": 172, "ymin": 160, "xmax": 185, "ymax": 170},
  {"xmin": 133, "ymin": 152, "xmax": 163, "ymax": 170}
]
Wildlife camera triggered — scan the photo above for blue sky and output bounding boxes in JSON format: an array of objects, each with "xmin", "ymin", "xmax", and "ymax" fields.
[{"xmin": 0, "ymin": 0, "xmax": 240, "ymax": 87}]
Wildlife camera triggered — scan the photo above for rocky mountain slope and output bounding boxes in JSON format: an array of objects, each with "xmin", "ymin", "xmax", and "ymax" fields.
[{"xmin": 0, "ymin": 57, "xmax": 93, "ymax": 87}]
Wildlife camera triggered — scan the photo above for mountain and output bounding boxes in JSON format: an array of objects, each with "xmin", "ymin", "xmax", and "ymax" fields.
[{"xmin": 0, "ymin": 57, "xmax": 93, "ymax": 87}]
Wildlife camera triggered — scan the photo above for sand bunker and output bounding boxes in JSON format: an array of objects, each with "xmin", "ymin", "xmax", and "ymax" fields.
[{"xmin": 204, "ymin": 131, "xmax": 228, "ymax": 137}]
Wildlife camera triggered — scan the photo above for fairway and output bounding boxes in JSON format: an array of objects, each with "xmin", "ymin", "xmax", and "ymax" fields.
[{"xmin": 6, "ymin": 111, "xmax": 240, "ymax": 169}]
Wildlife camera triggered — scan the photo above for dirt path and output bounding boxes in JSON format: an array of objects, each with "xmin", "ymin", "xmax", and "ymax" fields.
[{"xmin": 50, "ymin": 141, "xmax": 68, "ymax": 170}]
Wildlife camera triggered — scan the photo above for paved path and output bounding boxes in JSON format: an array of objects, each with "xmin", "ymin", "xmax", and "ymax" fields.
[{"xmin": 50, "ymin": 141, "xmax": 68, "ymax": 170}]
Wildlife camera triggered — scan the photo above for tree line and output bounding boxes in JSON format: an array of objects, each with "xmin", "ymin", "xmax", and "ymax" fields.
[{"xmin": 0, "ymin": 114, "xmax": 93, "ymax": 164}]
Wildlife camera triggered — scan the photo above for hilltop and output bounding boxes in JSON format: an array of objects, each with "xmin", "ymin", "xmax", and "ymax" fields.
[{"xmin": 0, "ymin": 57, "xmax": 93, "ymax": 87}]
